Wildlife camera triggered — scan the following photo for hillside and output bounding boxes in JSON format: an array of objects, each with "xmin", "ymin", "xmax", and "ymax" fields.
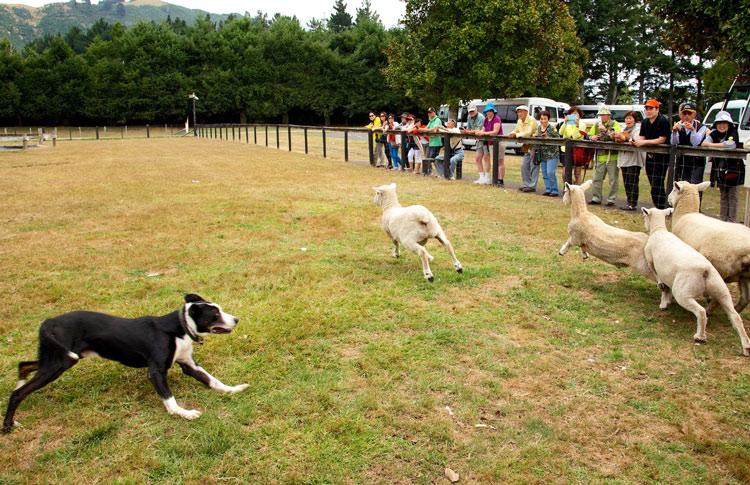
[{"xmin": 0, "ymin": 0, "xmax": 231, "ymax": 48}]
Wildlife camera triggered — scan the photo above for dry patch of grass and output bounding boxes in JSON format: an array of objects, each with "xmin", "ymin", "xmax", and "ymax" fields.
[{"xmin": 1, "ymin": 138, "xmax": 750, "ymax": 483}]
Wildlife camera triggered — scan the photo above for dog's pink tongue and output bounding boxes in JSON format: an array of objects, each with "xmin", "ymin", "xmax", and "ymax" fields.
[{"xmin": 210, "ymin": 327, "xmax": 231, "ymax": 334}]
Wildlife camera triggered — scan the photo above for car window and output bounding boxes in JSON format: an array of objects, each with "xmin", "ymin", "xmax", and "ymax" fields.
[
  {"xmin": 503, "ymin": 106, "xmax": 518, "ymax": 123},
  {"xmin": 581, "ymin": 108, "xmax": 598, "ymax": 119},
  {"xmin": 544, "ymin": 106, "xmax": 558, "ymax": 121}
]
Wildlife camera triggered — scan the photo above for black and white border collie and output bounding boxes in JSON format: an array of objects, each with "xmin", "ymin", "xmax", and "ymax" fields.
[{"xmin": 3, "ymin": 294, "xmax": 248, "ymax": 433}]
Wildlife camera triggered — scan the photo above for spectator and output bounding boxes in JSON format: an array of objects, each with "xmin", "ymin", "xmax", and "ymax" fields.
[
  {"xmin": 702, "ymin": 111, "xmax": 745, "ymax": 222},
  {"xmin": 558, "ymin": 106, "xmax": 590, "ymax": 185},
  {"xmin": 587, "ymin": 106, "xmax": 622, "ymax": 206},
  {"xmin": 366, "ymin": 111, "xmax": 385, "ymax": 167},
  {"xmin": 671, "ymin": 102, "xmax": 708, "ymax": 184},
  {"xmin": 385, "ymin": 113, "xmax": 402, "ymax": 171},
  {"xmin": 614, "ymin": 111, "xmax": 646, "ymax": 211},
  {"xmin": 475, "ymin": 103, "xmax": 503, "ymax": 186},
  {"xmin": 376, "ymin": 112, "xmax": 390, "ymax": 168},
  {"xmin": 405, "ymin": 115, "xmax": 424, "ymax": 175},
  {"xmin": 424, "ymin": 107, "xmax": 444, "ymax": 176},
  {"xmin": 399, "ymin": 112, "xmax": 411, "ymax": 169},
  {"xmin": 508, "ymin": 105, "xmax": 539, "ymax": 192},
  {"xmin": 434, "ymin": 119, "xmax": 465, "ymax": 180},
  {"xmin": 633, "ymin": 99, "xmax": 671, "ymax": 209},
  {"xmin": 463, "ymin": 104, "xmax": 486, "ymax": 184},
  {"xmin": 533, "ymin": 110, "xmax": 562, "ymax": 196}
]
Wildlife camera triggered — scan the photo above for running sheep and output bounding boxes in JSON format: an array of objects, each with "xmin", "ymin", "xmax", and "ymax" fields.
[{"xmin": 373, "ymin": 183, "xmax": 462, "ymax": 281}]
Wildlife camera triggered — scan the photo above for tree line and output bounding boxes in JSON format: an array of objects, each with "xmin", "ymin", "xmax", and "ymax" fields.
[{"xmin": 0, "ymin": 0, "xmax": 746, "ymax": 127}]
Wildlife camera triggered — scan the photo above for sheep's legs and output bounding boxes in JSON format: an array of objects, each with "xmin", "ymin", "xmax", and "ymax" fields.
[
  {"xmin": 708, "ymin": 278, "xmax": 750, "ymax": 356},
  {"xmin": 436, "ymin": 233, "xmax": 462, "ymax": 273},
  {"xmin": 673, "ymin": 294, "xmax": 707, "ymax": 343},
  {"xmin": 580, "ymin": 244, "xmax": 589, "ymax": 259},
  {"xmin": 391, "ymin": 240, "xmax": 400, "ymax": 258},
  {"xmin": 658, "ymin": 286, "xmax": 673, "ymax": 310},
  {"xmin": 559, "ymin": 239, "xmax": 571, "ymax": 256},
  {"xmin": 404, "ymin": 241, "xmax": 434, "ymax": 282},
  {"xmin": 735, "ymin": 277, "xmax": 749, "ymax": 314}
]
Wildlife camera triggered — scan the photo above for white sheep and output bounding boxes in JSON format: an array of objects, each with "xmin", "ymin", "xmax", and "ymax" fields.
[
  {"xmin": 668, "ymin": 180, "xmax": 750, "ymax": 313},
  {"xmin": 642, "ymin": 207, "xmax": 750, "ymax": 355},
  {"xmin": 373, "ymin": 183, "xmax": 462, "ymax": 281},
  {"xmin": 558, "ymin": 180, "xmax": 656, "ymax": 281}
]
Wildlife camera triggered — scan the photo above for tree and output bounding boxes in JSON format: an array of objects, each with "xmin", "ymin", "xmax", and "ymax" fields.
[
  {"xmin": 386, "ymin": 0, "xmax": 587, "ymax": 107},
  {"xmin": 355, "ymin": 0, "xmax": 379, "ymax": 25},
  {"xmin": 0, "ymin": 39, "xmax": 23, "ymax": 124},
  {"xmin": 328, "ymin": 0, "xmax": 352, "ymax": 33}
]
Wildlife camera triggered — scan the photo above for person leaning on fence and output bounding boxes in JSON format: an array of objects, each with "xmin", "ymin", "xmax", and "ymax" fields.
[
  {"xmin": 463, "ymin": 104, "xmax": 486, "ymax": 184},
  {"xmin": 532, "ymin": 110, "xmax": 561, "ymax": 196},
  {"xmin": 434, "ymin": 119, "xmax": 465, "ymax": 180},
  {"xmin": 702, "ymin": 110, "xmax": 745, "ymax": 223},
  {"xmin": 366, "ymin": 111, "xmax": 385, "ymax": 167},
  {"xmin": 587, "ymin": 106, "xmax": 622, "ymax": 206},
  {"xmin": 508, "ymin": 105, "xmax": 539, "ymax": 192},
  {"xmin": 474, "ymin": 103, "xmax": 503, "ymax": 186},
  {"xmin": 404, "ymin": 115, "xmax": 424, "ymax": 175},
  {"xmin": 614, "ymin": 111, "xmax": 646, "ymax": 211},
  {"xmin": 558, "ymin": 106, "xmax": 590, "ymax": 185},
  {"xmin": 671, "ymin": 102, "xmax": 707, "ymax": 185},
  {"xmin": 385, "ymin": 114, "xmax": 402, "ymax": 171},
  {"xmin": 423, "ymin": 107, "xmax": 444, "ymax": 177},
  {"xmin": 378, "ymin": 112, "xmax": 391, "ymax": 168},
  {"xmin": 633, "ymin": 98, "xmax": 671, "ymax": 209},
  {"xmin": 399, "ymin": 112, "xmax": 411, "ymax": 169}
]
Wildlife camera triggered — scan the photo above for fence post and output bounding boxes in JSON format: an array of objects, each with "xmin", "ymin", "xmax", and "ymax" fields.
[
  {"xmin": 104, "ymin": 126, "xmax": 107, "ymax": 138},
  {"xmin": 288, "ymin": 125, "xmax": 292, "ymax": 151},
  {"xmin": 667, "ymin": 145, "xmax": 677, "ymax": 195},
  {"xmin": 121, "ymin": 126, "xmax": 124, "ymax": 139},
  {"xmin": 146, "ymin": 124, "xmax": 150, "ymax": 139},
  {"xmin": 442, "ymin": 134, "xmax": 452, "ymax": 178},
  {"xmin": 254, "ymin": 126, "xmax": 257, "ymax": 144},
  {"xmin": 276, "ymin": 125, "xmax": 280, "ymax": 149},
  {"xmin": 125, "ymin": 125, "xmax": 128, "ymax": 138},
  {"xmin": 344, "ymin": 130, "xmax": 349, "ymax": 162},
  {"xmin": 69, "ymin": 128, "xmax": 72, "ymax": 140},
  {"xmin": 563, "ymin": 140, "xmax": 574, "ymax": 184},
  {"xmin": 322, "ymin": 128, "xmax": 327, "ymax": 158},
  {"xmin": 368, "ymin": 131, "xmax": 374, "ymax": 166},
  {"xmin": 265, "ymin": 125, "xmax": 268, "ymax": 146},
  {"xmin": 245, "ymin": 126, "xmax": 249, "ymax": 144},
  {"xmin": 95, "ymin": 126, "xmax": 100, "ymax": 140},
  {"xmin": 232, "ymin": 125, "xmax": 235, "ymax": 141},
  {"xmin": 304, "ymin": 128, "xmax": 308, "ymax": 154},
  {"xmin": 22, "ymin": 136, "xmax": 28, "ymax": 150},
  {"xmin": 491, "ymin": 137, "xmax": 499, "ymax": 184}
]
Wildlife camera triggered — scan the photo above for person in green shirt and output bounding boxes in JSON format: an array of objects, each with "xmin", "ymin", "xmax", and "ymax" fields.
[
  {"xmin": 423, "ymin": 107, "xmax": 444, "ymax": 176},
  {"xmin": 587, "ymin": 106, "xmax": 622, "ymax": 205}
]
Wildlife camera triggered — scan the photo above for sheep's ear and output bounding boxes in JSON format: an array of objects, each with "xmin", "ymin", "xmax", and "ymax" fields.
[
  {"xmin": 665, "ymin": 208, "xmax": 674, "ymax": 216},
  {"xmin": 696, "ymin": 181, "xmax": 711, "ymax": 192},
  {"xmin": 641, "ymin": 207, "xmax": 649, "ymax": 216},
  {"xmin": 673, "ymin": 181, "xmax": 681, "ymax": 192},
  {"xmin": 373, "ymin": 187, "xmax": 381, "ymax": 193},
  {"xmin": 581, "ymin": 180, "xmax": 593, "ymax": 191},
  {"xmin": 564, "ymin": 182, "xmax": 571, "ymax": 190}
]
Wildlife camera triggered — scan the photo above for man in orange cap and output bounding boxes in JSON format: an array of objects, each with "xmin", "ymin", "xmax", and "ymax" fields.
[{"xmin": 633, "ymin": 99, "xmax": 671, "ymax": 208}]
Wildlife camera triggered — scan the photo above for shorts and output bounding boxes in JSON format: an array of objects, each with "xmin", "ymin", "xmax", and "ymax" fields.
[{"xmin": 475, "ymin": 143, "xmax": 489, "ymax": 156}]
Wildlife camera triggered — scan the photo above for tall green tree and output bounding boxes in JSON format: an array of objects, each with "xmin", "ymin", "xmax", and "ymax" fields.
[
  {"xmin": 0, "ymin": 39, "xmax": 22, "ymax": 124},
  {"xmin": 386, "ymin": 0, "xmax": 587, "ymax": 106},
  {"xmin": 328, "ymin": 0, "xmax": 352, "ymax": 33}
]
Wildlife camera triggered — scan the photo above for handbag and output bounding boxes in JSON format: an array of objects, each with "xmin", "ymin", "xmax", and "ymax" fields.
[
  {"xmin": 572, "ymin": 146, "xmax": 593, "ymax": 167},
  {"xmin": 716, "ymin": 158, "xmax": 745, "ymax": 187}
]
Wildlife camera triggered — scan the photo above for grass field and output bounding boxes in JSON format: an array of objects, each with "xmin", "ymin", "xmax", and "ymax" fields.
[{"xmin": 1, "ymin": 138, "xmax": 750, "ymax": 483}]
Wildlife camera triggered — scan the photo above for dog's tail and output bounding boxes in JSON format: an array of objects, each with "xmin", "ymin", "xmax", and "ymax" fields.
[{"xmin": 39, "ymin": 320, "xmax": 80, "ymax": 361}]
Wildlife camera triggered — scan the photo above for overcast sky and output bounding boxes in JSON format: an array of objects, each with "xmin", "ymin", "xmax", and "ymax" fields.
[{"xmin": 0, "ymin": 0, "xmax": 406, "ymax": 27}]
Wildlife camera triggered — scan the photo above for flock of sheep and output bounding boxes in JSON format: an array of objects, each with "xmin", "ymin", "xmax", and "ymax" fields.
[{"xmin": 373, "ymin": 180, "xmax": 750, "ymax": 356}]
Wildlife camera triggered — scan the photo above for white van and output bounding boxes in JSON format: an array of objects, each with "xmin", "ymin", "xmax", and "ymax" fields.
[
  {"xmin": 703, "ymin": 99, "xmax": 749, "ymax": 144},
  {"xmin": 576, "ymin": 104, "xmax": 646, "ymax": 129},
  {"xmin": 458, "ymin": 97, "xmax": 570, "ymax": 152}
]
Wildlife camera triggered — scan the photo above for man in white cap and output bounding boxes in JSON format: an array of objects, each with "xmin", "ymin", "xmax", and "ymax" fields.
[
  {"xmin": 587, "ymin": 105, "xmax": 622, "ymax": 205},
  {"xmin": 462, "ymin": 103, "xmax": 486, "ymax": 184},
  {"xmin": 508, "ymin": 105, "xmax": 538, "ymax": 192}
]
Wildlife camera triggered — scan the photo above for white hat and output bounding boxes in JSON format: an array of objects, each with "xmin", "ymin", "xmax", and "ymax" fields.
[
  {"xmin": 515, "ymin": 105, "xmax": 529, "ymax": 112},
  {"xmin": 715, "ymin": 110, "xmax": 733, "ymax": 123},
  {"xmin": 597, "ymin": 106, "xmax": 612, "ymax": 116},
  {"xmin": 468, "ymin": 104, "xmax": 477, "ymax": 112}
]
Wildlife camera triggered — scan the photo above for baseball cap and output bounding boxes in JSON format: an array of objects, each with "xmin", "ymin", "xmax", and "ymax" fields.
[
  {"xmin": 597, "ymin": 106, "xmax": 611, "ymax": 116},
  {"xmin": 644, "ymin": 99, "xmax": 661, "ymax": 108},
  {"xmin": 468, "ymin": 104, "xmax": 477, "ymax": 112},
  {"xmin": 400, "ymin": 112, "xmax": 409, "ymax": 118},
  {"xmin": 679, "ymin": 102, "xmax": 697, "ymax": 113},
  {"xmin": 515, "ymin": 105, "xmax": 529, "ymax": 112},
  {"xmin": 427, "ymin": 107, "xmax": 436, "ymax": 113}
]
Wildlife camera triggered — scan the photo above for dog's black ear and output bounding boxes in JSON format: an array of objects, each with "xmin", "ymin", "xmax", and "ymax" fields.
[{"xmin": 184, "ymin": 293, "xmax": 206, "ymax": 303}]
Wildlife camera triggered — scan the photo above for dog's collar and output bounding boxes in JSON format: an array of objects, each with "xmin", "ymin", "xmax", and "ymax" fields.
[{"xmin": 179, "ymin": 305, "xmax": 204, "ymax": 344}]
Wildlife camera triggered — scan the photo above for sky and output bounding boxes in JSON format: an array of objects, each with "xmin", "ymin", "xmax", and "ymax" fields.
[{"xmin": 0, "ymin": 0, "xmax": 406, "ymax": 28}]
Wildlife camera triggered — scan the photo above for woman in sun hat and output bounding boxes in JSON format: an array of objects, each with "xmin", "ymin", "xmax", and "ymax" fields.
[
  {"xmin": 702, "ymin": 110, "xmax": 745, "ymax": 222},
  {"xmin": 475, "ymin": 103, "xmax": 503, "ymax": 185}
]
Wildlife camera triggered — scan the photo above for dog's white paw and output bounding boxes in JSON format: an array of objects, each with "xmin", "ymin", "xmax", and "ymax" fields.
[
  {"xmin": 179, "ymin": 409, "xmax": 202, "ymax": 420},
  {"xmin": 226, "ymin": 384, "xmax": 249, "ymax": 393}
]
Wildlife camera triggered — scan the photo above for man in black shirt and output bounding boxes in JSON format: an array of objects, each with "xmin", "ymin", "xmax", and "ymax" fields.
[{"xmin": 633, "ymin": 99, "xmax": 671, "ymax": 208}]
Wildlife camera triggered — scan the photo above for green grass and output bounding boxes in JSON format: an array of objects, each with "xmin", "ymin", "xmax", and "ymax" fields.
[{"xmin": 1, "ymin": 138, "xmax": 750, "ymax": 483}]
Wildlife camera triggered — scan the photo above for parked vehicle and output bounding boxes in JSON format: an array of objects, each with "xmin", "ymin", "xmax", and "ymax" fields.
[
  {"xmin": 575, "ymin": 104, "xmax": 646, "ymax": 128},
  {"xmin": 457, "ymin": 97, "xmax": 570, "ymax": 152}
]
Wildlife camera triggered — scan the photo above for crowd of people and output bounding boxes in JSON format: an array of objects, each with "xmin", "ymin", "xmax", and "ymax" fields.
[{"xmin": 367, "ymin": 99, "xmax": 745, "ymax": 222}]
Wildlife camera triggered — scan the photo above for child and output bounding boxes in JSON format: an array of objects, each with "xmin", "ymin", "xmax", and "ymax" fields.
[{"xmin": 702, "ymin": 111, "xmax": 745, "ymax": 222}]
